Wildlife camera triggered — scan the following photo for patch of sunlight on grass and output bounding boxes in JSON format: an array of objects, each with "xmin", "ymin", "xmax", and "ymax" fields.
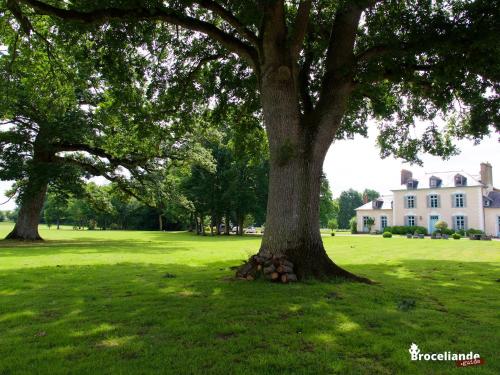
[
  {"xmin": 158, "ymin": 286, "xmax": 179, "ymax": 294},
  {"xmin": 384, "ymin": 266, "xmax": 415, "ymax": 279},
  {"xmin": 313, "ymin": 333, "xmax": 336, "ymax": 344},
  {"xmin": 97, "ymin": 336, "xmax": 135, "ymax": 348},
  {"xmin": 0, "ymin": 310, "xmax": 36, "ymax": 322},
  {"xmin": 178, "ymin": 289, "xmax": 200, "ymax": 297},
  {"xmin": 212, "ymin": 288, "xmax": 221, "ymax": 296},
  {"xmin": 52, "ymin": 346, "xmax": 74, "ymax": 355},
  {"xmin": 437, "ymin": 282, "xmax": 459, "ymax": 287},
  {"xmin": 72, "ymin": 323, "xmax": 116, "ymax": 337},
  {"xmin": 336, "ymin": 313, "xmax": 361, "ymax": 332},
  {"xmin": 0, "ymin": 289, "xmax": 20, "ymax": 296}
]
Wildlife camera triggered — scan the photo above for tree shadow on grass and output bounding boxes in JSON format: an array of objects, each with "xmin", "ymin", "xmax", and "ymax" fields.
[{"xmin": 0, "ymin": 259, "xmax": 498, "ymax": 375}]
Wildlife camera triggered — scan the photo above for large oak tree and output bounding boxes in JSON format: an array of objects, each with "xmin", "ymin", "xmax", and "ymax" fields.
[
  {"xmin": 3, "ymin": 0, "xmax": 499, "ymax": 279},
  {"xmin": 0, "ymin": 17, "xmax": 192, "ymax": 240}
]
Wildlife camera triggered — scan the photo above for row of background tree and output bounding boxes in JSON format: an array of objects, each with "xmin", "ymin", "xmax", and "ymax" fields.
[{"xmin": 1, "ymin": 179, "xmax": 379, "ymax": 232}]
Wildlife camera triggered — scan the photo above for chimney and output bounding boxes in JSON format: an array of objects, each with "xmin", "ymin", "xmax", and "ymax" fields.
[
  {"xmin": 401, "ymin": 169, "xmax": 412, "ymax": 185},
  {"xmin": 363, "ymin": 192, "xmax": 369, "ymax": 204},
  {"xmin": 480, "ymin": 162, "xmax": 493, "ymax": 186}
]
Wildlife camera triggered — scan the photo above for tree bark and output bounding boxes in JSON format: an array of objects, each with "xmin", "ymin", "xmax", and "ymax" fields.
[
  {"xmin": 250, "ymin": 37, "xmax": 371, "ymax": 282},
  {"xmin": 224, "ymin": 214, "xmax": 230, "ymax": 235},
  {"xmin": 6, "ymin": 175, "xmax": 48, "ymax": 241},
  {"xmin": 5, "ymin": 133, "xmax": 54, "ymax": 241},
  {"xmin": 158, "ymin": 213, "xmax": 163, "ymax": 231},
  {"xmin": 200, "ymin": 215, "xmax": 206, "ymax": 236},
  {"xmin": 238, "ymin": 215, "xmax": 244, "ymax": 236}
]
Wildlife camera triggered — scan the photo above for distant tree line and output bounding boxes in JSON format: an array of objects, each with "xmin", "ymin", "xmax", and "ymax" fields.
[
  {"xmin": 320, "ymin": 187, "xmax": 381, "ymax": 230},
  {"xmin": 3, "ymin": 179, "xmax": 380, "ymax": 232}
]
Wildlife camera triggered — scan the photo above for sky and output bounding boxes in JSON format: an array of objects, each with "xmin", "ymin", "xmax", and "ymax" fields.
[{"xmin": 0, "ymin": 126, "xmax": 498, "ymax": 211}]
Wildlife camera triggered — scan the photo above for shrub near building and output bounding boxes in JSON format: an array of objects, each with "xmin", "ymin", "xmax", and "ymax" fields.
[{"xmin": 384, "ymin": 226, "xmax": 428, "ymax": 235}]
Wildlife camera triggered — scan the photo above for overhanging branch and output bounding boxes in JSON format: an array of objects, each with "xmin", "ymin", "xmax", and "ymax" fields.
[
  {"xmin": 195, "ymin": 0, "xmax": 259, "ymax": 46},
  {"xmin": 16, "ymin": 0, "xmax": 259, "ymax": 66},
  {"xmin": 290, "ymin": 0, "xmax": 312, "ymax": 60}
]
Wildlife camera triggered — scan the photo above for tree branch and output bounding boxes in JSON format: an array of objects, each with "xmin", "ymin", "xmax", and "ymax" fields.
[
  {"xmin": 314, "ymin": 3, "xmax": 362, "ymax": 128},
  {"xmin": 16, "ymin": 0, "xmax": 259, "ymax": 67},
  {"xmin": 54, "ymin": 142, "xmax": 150, "ymax": 168},
  {"xmin": 54, "ymin": 155, "xmax": 161, "ymax": 210},
  {"xmin": 195, "ymin": 0, "xmax": 259, "ymax": 46},
  {"xmin": 290, "ymin": 0, "xmax": 312, "ymax": 60},
  {"xmin": 6, "ymin": 0, "xmax": 33, "ymax": 34}
]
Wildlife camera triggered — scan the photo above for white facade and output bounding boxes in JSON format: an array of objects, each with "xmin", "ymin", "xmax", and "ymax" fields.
[{"xmin": 355, "ymin": 163, "xmax": 500, "ymax": 237}]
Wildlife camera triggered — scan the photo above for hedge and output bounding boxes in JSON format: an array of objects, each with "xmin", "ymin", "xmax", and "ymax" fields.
[{"xmin": 383, "ymin": 226, "xmax": 428, "ymax": 235}]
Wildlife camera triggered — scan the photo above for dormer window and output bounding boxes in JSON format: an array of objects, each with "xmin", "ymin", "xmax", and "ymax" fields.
[
  {"xmin": 484, "ymin": 197, "xmax": 491, "ymax": 207},
  {"xmin": 429, "ymin": 176, "xmax": 442, "ymax": 188},
  {"xmin": 372, "ymin": 199, "xmax": 383, "ymax": 209},
  {"xmin": 454, "ymin": 174, "xmax": 467, "ymax": 187},
  {"xmin": 407, "ymin": 179, "xmax": 419, "ymax": 189}
]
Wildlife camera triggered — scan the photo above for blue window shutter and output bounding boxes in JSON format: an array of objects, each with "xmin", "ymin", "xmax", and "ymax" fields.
[
  {"xmin": 404, "ymin": 197, "xmax": 408, "ymax": 209},
  {"xmin": 414, "ymin": 196, "xmax": 417, "ymax": 208},
  {"xmin": 452, "ymin": 216, "xmax": 456, "ymax": 230},
  {"xmin": 437, "ymin": 195, "xmax": 441, "ymax": 208},
  {"xmin": 414, "ymin": 216, "xmax": 418, "ymax": 226},
  {"xmin": 451, "ymin": 194, "xmax": 455, "ymax": 208},
  {"xmin": 463, "ymin": 194, "xmax": 467, "ymax": 208},
  {"xmin": 464, "ymin": 216, "xmax": 468, "ymax": 230},
  {"xmin": 404, "ymin": 216, "xmax": 408, "ymax": 226},
  {"xmin": 427, "ymin": 196, "xmax": 430, "ymax": 208}
]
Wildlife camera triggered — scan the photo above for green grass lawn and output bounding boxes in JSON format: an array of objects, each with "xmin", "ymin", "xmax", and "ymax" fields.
[{"xmin": 0, "ymin": 222, "xmax": 498, "ymax": 374}]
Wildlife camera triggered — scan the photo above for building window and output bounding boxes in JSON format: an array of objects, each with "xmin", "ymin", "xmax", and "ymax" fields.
[
  {"xmin": 381, "ymin": 216, "xmax": 387, "ymax": 230},
  {"xmin": 453, "ymin": 216, "xmax": 466, "ymax": 230},
  {"xmin": 405, "ymin": 195, "xmax": 416, "ymax": 208},
  {"xmin": 406, "ymin": 215, "xmax": 416, "ymax": 226},
  {"xmin": 454, "ymin": 193, "xmax": 465, "ymax": 208},
  {"xmin": 429, "ymin": 194, "xmax": 439, "ymax": 208}
]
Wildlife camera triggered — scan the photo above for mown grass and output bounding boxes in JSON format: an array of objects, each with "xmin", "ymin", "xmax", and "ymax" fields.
[{"xmin": 0, "ymin": 222, "xmax": 498, "ymax": 374}]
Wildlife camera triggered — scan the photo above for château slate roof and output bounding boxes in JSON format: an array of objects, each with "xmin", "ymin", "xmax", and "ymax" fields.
[
  {"xmin": 355, "ymin": 195, "xmax": 393, "ymax": 210},
  {"xmin": 393, "ymin": 171, "xmax": 483, "ymax": 190},
  {"xmin": 486, "ymin": 191, "xmax": 500, "ymax": 208}
]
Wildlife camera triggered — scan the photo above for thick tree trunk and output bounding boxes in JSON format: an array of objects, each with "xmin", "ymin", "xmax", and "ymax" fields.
[
  {"xmin": 238, "ymin": 216, "xmax": 244, "ymax": 236},
  {"xmin": 158, "ymin": 213, "xmax": 163, "ymax": 231},
  {"xmin": 224, "ymin": 214, "xmax": 230, "ymax": 235},
  {"xmin": 6, "ymin": 134, "xmax": 54, "ymax": 241},
  {"xmin": 6, "ymin": 177, "xmax": 48, "ymax": 241},
  {"xmin": 200, "ymin": 215, "xmax": 205, "ymax": 236},
  {"xmin": 242, "ymin": 50, "xmax": 371, "ymax": 282},
  {"xmin": 258, "ymin": 150, "xmax": 369, "ymax": 281}
]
